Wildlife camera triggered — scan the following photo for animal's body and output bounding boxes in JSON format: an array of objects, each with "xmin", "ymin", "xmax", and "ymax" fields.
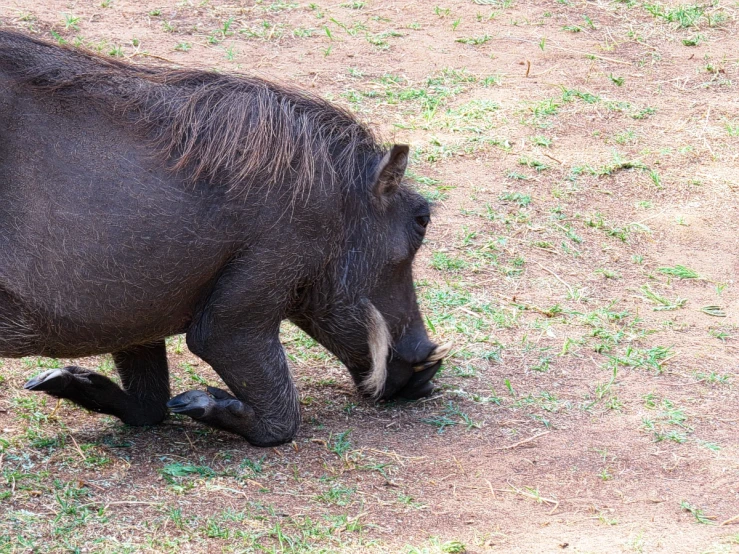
[{"xmin": 0, "ymin": 31, "xmax": 447, "ymax": 446}]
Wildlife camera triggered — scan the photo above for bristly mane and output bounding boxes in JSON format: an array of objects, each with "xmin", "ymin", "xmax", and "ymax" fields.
[{"xmin": 0, "ymin": 30, "xmax": 383, "ymax": 194}]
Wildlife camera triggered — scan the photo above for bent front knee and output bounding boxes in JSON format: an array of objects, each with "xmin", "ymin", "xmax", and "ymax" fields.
[{"xmin": 248, "ymin": 414, "xmax": 300, "ymax": 447}]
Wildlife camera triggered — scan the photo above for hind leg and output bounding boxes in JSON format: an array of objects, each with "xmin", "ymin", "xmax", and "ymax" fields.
[{"xmin": 24, "ymin": 341, "xmax": 170, "ymax": 426}]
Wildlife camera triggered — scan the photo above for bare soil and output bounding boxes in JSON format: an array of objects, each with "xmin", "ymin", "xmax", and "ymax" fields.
[{"xmin": 1, "ymin": 1, "xmax": 739, "ymax": 552}]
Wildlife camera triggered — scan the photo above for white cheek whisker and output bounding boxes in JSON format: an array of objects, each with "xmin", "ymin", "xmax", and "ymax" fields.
[{"xmin": 362, "ymin": 303, "xmax": 391, "ymax": 399}]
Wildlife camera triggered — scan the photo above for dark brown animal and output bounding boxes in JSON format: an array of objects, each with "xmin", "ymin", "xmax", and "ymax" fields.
[{"xmin": 0, "ymin": 31, "xmax": 449, "ymax": 446}]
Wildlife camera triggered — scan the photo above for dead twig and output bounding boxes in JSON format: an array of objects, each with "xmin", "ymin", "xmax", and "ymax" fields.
[
  {"xmin": 721, "ymin": 514, "xmax": 739, "ymax": 526},
  {"xmin": 496, "ymin": 431, "xmax": 550, "ymax": 451},
  {"xmin": 536, "ymin": 263, "xmax": 575, "ymax": 297},
  {"xmin": 542, "ymin": 152, "xmax": 563, "ymax": 165},
  {"xmin": 244, "ymin": 479, "xmax": 266, "ymax": 489},
  {"xmin": 69, "ymin": 435, "xmax": 87, "ymax": 462},
  {"xmin": 495, "ymin": 482, "xmax": 560, "ymax": 514},
  {"xmin": 130, "ymin": 52, "xmax": 177, "ymax": 64},
  {"xmin": 79, "ymin": 500, "xmax": 159, "ymax": 509},
  {"xmin": 485, "ymin": 478, "xmax": 497, "ymax": 500},
  {"xmin": 49, "ymin": 398, "xmax": 63, "ymax": 418},
  {"xmin": 79, "ymin": 480, "xmax": 105, "ymax": 492},
  {"xmin": 499, "ymin": 37, "xmax": 632, "ymax": 65}
]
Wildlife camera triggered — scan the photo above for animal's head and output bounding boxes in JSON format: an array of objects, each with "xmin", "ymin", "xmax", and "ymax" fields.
[
  {"xmin": 293, "ymin": 144, "xmax": 450, "ymax": 400},
  {"xmin": 292, "ymin": 145, "xmax": 451, "ymax": 399},
  {"xmin": 353, "ymin": 144, "xmax": 451, "ymax": 400}
]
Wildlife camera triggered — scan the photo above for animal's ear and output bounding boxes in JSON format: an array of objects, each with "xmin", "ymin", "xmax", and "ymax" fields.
[{"xmin": 373, "ymin": 144, "xmax": 409, "ymax": 199}]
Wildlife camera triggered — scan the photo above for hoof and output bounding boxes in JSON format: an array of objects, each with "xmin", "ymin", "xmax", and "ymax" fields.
[
  {"xmin": 167, "ymin": 390, "xmax": 213, "ymax": 418},
  {"xmin": 24, "ymin": 367, "xmax": 81, "ymax": 393}
]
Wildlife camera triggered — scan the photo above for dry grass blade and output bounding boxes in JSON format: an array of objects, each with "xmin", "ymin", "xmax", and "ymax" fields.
[
  {"xmin": 495, "ymin": 482, "xmax": 560, "ymax": 514},
  {"xmin": 495, "ymin": 431, "xmax": 550, "ymax": 450},
  {"xmin": 701, "ymin": 305, "xmax": 726, "ymax": 317}
]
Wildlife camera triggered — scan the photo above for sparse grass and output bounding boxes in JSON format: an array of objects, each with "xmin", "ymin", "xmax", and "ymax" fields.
[
  {"xmin": 455, "ymin": 34, "xmax": 491, "ymax": 45},
  {"xmin": 1, "ymin": 1, "xmax": 738, "ymax": 552},
  {"xmin": 658, "ymin": 265, "xmax": 702, "ymax": 279},
  {"xmin": 639, "ymin": 285, "xmax": 687, "ymax": 311},
  {"xmin": 681, "ymin": 501, "xmax": 715, "ymax": 524},
  {"xmin": 62, "ymin": 13, "xmax": 80, "ymax": 31}
]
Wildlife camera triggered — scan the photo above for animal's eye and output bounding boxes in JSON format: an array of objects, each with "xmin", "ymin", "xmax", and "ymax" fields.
[{"xmin": 415, "ymin": 214, "xmax": 430, "ymax": 229}]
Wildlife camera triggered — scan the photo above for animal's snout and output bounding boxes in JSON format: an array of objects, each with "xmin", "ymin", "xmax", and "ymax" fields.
[
  {"xmin": 388, "ymin": 341, "xmax": 452, "ymax": 400},
  {"xmin": 412, "ymin": 341, "xmax": 453, "ymax": 372}
]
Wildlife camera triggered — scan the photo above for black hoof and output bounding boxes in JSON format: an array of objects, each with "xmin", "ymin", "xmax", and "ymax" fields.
[
  {"xmin": 167, "ymin": 390, "xmax": 213, "ymax": 418},
  {"xmin": 24, "ymin": 368, "xmax": 74, "ymax": 392}
]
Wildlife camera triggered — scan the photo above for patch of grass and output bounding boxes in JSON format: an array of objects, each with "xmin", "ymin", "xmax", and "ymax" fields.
[
  {"xmin": 609, "ymin": 345, "xmax": 673, "ymax": 373},
  {"xmin": 62, "ymin": 13, "xmax": 80, "ymax": 30},
  {"xmin": 657, "ymin": 265, "xmax": 701, "ymax": 279},
  {"xmin": 530, "ymin": 97, "xmax": 561, "ymax": 124},
  {"xmin": 639, "ymin": 285, "xmax": 687, "ymax": 311},
  {"xmin": 569, "ymin": 152, "xmax": 649, "ymax": 181},
  {"xmin": 532, "ymin": 135, "xmax": 552, "ymax": 147},
  {"xmin": 160, "ymin": 462, "xmax": 217, "ymax": 484},
  {"xmin": 708, "ymin": 329, "xmax": 731, "ymax": 342},
  {"xmin": 596, "ymin": 268, "xmax": 621, "ymax": 279},
  {"xmin": 630, "ymin": 106, "xmax": 656, "ymax": 119},
  {"xmin": 518, "ymin": 156, "xmax": 549, "ymax": 172},
  {"xmin": 561, "ymin": 87, "xmax": 600, "ymax": 104},
  {"xmin": 584, "ymin": 213, "xmax": 646, "ymax": 243},
  {"xmin": 422, "ymin": 414, "xmax": 458, "ymax": 433},
  {"xmin": 315, "ymin": 484, "xmax": 355, "ymax": 506},
  {"xmin": 482, "ymin": 74, "xmax": 503, "ymax": 86},
  {"xmin": 422, "ymin": 402, "xmax": 481, "ymax": 433},
  {"xmin": 431, "ymin": 252, "xmax": 467, "ymax": 272},
  {"xmin": 499, "ymin": 191, "xmax": 531, "ymax": 207},
  {"xmin": 682, "ymin": 34, "xmax": 704, "ymax": 46},
  {"xmin": 455, "ymin": 34, "xmax": 491, "ymax": 45},
  {"xmin": 680, "ymin": 501, "xmax": 715, "ymax": 524},
  {"xmin": 328, "ymin": 430, "xmax": 353, "ymax": 457},
  {"xmin": 726, "ymin": 122, "xmax": 739, "ymax": 137},
  {"xmin": 644, "ymin": 4, "xmax": 707, "ymax": 28},
  {"xmin": 614, "ymin": 129, "xmax": 637, "ymax": 144},
  {"xmin": 693, "ymin": 371, "xmax": 730, "ymax": 385}
]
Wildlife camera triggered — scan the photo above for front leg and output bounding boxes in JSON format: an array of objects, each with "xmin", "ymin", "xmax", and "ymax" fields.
[{"xmin": 174, "ymin": 310, "xmax": 300, "ymax": 446}]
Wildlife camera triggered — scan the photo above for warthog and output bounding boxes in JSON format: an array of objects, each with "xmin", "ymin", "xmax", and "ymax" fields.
[{"xmin": 0, "ymin": 31, "xmax": 450, "ymax": 446}]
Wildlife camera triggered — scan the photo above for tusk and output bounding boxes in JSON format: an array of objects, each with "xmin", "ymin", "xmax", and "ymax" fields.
[
  {"xmin": 426, "ymin": 342, "xmax": 453, "ymax": 362},
  {"xmin": 413, "ymin": 360, "xmax": 437, "ymax": 372},
  {"xmin": 413, "ymin": 342, "xmax": 453, "ymax": 372}
]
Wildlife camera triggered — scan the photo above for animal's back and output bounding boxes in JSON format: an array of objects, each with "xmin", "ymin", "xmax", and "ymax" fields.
[
  {"xmin": 0, "ymin": 30, "xmax": 373, "ymax": 357},
  {"xmin": 0, "ymin": 35, "xmax": 241, "ymax": 356}
]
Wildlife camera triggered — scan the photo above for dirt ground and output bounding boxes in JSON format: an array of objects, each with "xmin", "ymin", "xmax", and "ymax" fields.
[{"xmin": 1, "ymin": 0, "xmax": 739, "ymax": 552}]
